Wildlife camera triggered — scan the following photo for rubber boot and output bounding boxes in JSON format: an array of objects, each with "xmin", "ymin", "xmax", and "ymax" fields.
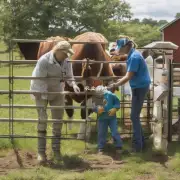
[
  {"xmin": 37, "ymin": 131, "xmax": 47, "ymax": 165},
  {"xmin": 52, "ymin": 127, "xmax": 62, "ymax": 162}
]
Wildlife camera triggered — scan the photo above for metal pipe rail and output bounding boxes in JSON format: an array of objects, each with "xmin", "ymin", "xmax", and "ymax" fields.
[
  {"xmin": 0, "ymin": 117, "xmax": 153, "ymax": 123},
  {"xmin": 0, "ymin": 118, "xmax": 95, "ymax": 123},
  {"xmin": 0, "ymin": 131, "xmax": 152, "ymax": 139},
  {"xmin": 0, "ymin": 135, "xmax": 85, "ymax": 140},
  {"xmin": 0, "ymin": 103, "xmax": 154, "ymax": 109},
  {"xmin": 0, "ymin": 90, "xmax": 102, "ymax": 95},
  {"xmin": 0, "ymin": 90, "xmax": 154, "ymax": 95},
  {"xmin": 0, "ymin": 60, "xmax": 155, "ymax": 66},
  {"xmin": 11, "ymin": 39, "xmax": 109, "ymax": 44},
  {"xmin": 0, "ymin": 60, "xmax": 126, "ymax": 64},
  {"xmin": 0, "ymin": 75, "xmax": 123, "ymax": 80}
]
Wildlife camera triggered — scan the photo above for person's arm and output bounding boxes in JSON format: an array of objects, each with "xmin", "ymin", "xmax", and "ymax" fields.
[
  {"xmin": 30, "ymin": 58, "xmax": 48, "ymax": 94},
  {"xmin": 115, "ymin": 72, "xmax": 134, "ymax": 86},
  {"xmin": 65, "ymin": 61, "xmax": 76, "ymax": 87}
]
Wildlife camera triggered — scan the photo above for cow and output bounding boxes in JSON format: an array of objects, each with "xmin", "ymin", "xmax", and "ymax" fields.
[{"xmin": 17, "ymin": 32, "xmax": 117, "ymax": 139}]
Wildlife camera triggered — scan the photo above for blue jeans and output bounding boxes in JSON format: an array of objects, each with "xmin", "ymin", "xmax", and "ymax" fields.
[
  {"xmin": 98, "ymin": 118, "xmax": 123, "ymax": 149},
  {"xmin": 131, "ymin": 85, "xmax": 149, "ymax": 151}
]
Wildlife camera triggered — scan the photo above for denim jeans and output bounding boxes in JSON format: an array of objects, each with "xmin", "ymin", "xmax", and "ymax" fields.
[
  {"xmin": 131, "ymin": 85, "xmax": 150, "ymax": 151},
  {"xmin": 98, "ymin": 118, "xmax": 123, "ymax": 150}
]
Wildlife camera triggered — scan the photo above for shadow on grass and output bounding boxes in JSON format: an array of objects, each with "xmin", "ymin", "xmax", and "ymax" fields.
[
  {"xmin": 126, "ymin": 139, "xmax": 170, "ymax": 167},
  {"xmin": 47, "ymin": 154, "xmax": 91, "ymax": 171},
  {"xmin": 167, "ymin": 141, "xmax": 180, "ymax": 156},
  {"xmin": 137, "ymin": 141, "xmax": 180, "ymax": 166}
]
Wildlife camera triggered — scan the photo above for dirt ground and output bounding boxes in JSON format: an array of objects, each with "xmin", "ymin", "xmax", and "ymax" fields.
[
  {"xmin": 0, "ymin": 150, "xmax": 38, "ymax": 175},
  {"xmin": 0, "ymin": 149, "xmax": 125, "ymax": 176}
]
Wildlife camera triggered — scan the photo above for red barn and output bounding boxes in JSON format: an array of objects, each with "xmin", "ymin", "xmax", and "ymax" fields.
[{"xmin": 160, "ymin": 17, "xmax": 180, "ymax": 62}]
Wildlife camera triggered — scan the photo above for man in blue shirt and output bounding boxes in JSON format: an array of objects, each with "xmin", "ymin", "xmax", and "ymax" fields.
[
  {"xmin": 108, "ymin": 37, "xmax": 151, "ymax": 152},
  {"xmin": 91, "ymin": 86, "xmax": 123, "ymax": 154}
]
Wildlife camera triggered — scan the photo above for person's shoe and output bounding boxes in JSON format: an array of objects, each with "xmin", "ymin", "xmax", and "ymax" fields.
[
  {"xmin": 98, "ymin": 149, "xmax": 104, "ymax": 155},
  {"xmin": 116, "ymin": 147, "xmax": 130, "ymax": 155},
  {"xmin": 115, "ymin": 147, "xmax": 123, "ymax": 154},
  {"xmin": 129, "ymin": 146, "xmax": 145, "ymax": 154},
  {"xmin": 131, "ymin": 140, "xmax": 146, "ymax": 153},
  {"xmin": 37, "ymin": 153, "xmax": 47, "ymax": 166},
  {"xmin": 53, "ymin": 151, "xmax": 62, "ymax": 161}
]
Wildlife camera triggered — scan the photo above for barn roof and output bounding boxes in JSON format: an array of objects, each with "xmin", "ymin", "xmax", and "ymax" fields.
[{"xmin": 160, "ymin": 17, "xmax": 180, "ymax": 31}]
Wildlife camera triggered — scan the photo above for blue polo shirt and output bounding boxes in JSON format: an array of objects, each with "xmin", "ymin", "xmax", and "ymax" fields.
[{"xmin": 127, "ymin": 48, "xmax": 151, "ymax": 89}]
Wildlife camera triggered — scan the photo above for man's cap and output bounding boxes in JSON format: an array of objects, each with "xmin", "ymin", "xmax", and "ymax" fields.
[
  {"xmin": 54, "ymin": 41, "xmax": 74, "ymax": 57},
  {"xmin": 115, "ymin": 38, "xmax": 132, "ymax": 50}
]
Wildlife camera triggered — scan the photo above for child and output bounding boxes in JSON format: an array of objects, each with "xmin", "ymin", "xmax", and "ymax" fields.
[{"xmin": 91, "ymin": 85, "xmax": 123, "ymax": 154}]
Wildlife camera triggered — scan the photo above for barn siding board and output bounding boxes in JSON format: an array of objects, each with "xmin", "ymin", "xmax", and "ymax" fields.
[{"xmin": 162, "ymin": 18, "xmax": 180, "ymax": 62}]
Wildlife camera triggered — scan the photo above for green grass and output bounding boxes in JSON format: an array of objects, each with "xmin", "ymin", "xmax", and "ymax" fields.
[{"xmin": 0, "ymin": 48, "xmax": 180, "ymax": 179}]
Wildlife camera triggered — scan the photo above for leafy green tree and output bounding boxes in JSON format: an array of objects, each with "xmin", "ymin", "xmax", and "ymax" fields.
[
  {"xmin": 106, "ymin": 22, "xmax": 161, "ymax": 47},
  {"xmin": 0, "ymin": 0, "xmax": 132, "ymax": 44},
  {"xmin": 158, "ymin": 20, "xmax": 168, "ymax": 26},
  {"xmin": 175, "ymin": 13, "xmax": 180, "ymax": 18},
  {"xmin": 142, "ymin": 18, "xmax": 158, "ymax": 26}
]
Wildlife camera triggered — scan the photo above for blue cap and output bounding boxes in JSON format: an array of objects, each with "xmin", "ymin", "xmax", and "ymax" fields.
[{"xmin": 115, "ymin": 38, "xmax": 131, "ymax": 50}]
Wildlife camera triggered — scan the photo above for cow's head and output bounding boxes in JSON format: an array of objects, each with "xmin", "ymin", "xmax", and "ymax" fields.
[{"xmin": 81, "ymin": 58, "xmax": 103, "ymax": 88}]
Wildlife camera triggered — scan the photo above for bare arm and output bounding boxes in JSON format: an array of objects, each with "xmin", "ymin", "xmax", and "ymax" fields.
[{"xmin": 115, "ymin": 71, "xmax": 134, "ymax": 87}]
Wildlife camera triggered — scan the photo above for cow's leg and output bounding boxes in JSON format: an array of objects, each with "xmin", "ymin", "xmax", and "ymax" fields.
[
  {"xmin": 77, "ymin": 98, "xmax": 93, "ymax": 140},
  {"xmin": 65, "ymin": 95, "xmax": 74, "ymax": 130}
]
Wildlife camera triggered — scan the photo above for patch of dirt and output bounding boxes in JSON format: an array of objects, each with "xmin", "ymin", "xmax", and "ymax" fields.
[
  {"xmin": 0, "ymin": 149, "xmax": 38, "ymax": 175},
  {"xmin": 85, "ymin": 154, "xmax": 125, "ymax": 170},
  {"xmin": 0, "ymin": 149, "xmax": 125, "ymax": 176}
]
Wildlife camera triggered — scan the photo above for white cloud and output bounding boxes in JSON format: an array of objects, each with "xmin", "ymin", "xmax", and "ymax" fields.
[{"xmin": 125, "ymin": 0, "xmax": 180, "ymax": 21}]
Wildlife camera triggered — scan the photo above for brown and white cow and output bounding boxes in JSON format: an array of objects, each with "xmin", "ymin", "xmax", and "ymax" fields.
[{"xmin": 18, "ymin": 32, "xmax": 118, "ymax": 139}]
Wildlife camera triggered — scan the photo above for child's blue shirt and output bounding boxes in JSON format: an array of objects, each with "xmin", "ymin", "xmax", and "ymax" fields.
[{"xmin": 92, "ymin": 91, "xmax": 120, "ymax": 120}]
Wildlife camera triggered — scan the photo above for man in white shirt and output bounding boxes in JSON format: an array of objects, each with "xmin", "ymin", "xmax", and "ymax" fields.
[{"xmin": 30, "ymin": 41, "xmax": 80, "ymax": 165}]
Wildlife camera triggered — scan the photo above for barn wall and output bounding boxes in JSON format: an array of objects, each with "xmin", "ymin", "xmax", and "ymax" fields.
[{"xmin": 163, "ymin": 19, "xmax": 180, "ymax": 62}]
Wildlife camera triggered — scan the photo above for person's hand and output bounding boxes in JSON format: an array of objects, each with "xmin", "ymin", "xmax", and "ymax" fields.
[
  {"xmin": 107, "ymin": 83, "xmax": 118, "ymax": 91},
  {"xmin": 97, "ymin": 106, "xmax": 105, "ymax": 115},
  {"xmin": 108, "ymin": 108, "xmax": 117, "ymax": 116},
  {"xmin": 73, "ymin": 84, "xmax": 80, "ymax": 93}
]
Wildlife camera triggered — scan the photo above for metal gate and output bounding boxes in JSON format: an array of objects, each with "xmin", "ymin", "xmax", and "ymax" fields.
[
  {"xmin": 0, "ymin": 38, "xmax": 160, "ymax": 150},
  {"xmin": 168, "ymin": 61, "xmax": 180, "ymax": 142}
]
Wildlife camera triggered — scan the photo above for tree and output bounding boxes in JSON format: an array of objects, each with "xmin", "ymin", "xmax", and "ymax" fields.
[
  {"xmin": 142, "ymin": 18, "xmax": 158, "ymax": 26},
  {"xmin": 158, "ymin": 20, "xmax": 168, "ymax": 26},
  {"xmin": 106, "ymin": 22, "xmax": 161, "ymax": 47},
  {"xmin": 0, "ymin": 0, "xmax": 132, "ymax": 45},
  {"xmin": 175, "ymin": 13, "xmax": 180, "ymax": 19},
  {"xmin": 130, "ymin": 18, "xmax": 140, "ymax": 24}
]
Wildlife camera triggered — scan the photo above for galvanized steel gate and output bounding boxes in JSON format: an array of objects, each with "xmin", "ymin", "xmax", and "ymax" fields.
[{"xmin": 1, "ymin": 38, "xmax": 175, "ymax": 151}]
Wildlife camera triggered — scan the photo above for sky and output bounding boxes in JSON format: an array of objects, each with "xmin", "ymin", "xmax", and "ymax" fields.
[{"xmin": 126, "ymin": 0, "xmax": 180, "ymax": 22}]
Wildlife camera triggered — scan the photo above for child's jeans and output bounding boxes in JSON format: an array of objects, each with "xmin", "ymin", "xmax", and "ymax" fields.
[{"xmin": 98, "ymin": 118, "xmax": 123, "ymax": 150}]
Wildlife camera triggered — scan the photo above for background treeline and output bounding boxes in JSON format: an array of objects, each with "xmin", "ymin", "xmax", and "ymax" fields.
[{"xmin": 0, "ymin": 0, "xmax": 180, "ymax": 49}]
